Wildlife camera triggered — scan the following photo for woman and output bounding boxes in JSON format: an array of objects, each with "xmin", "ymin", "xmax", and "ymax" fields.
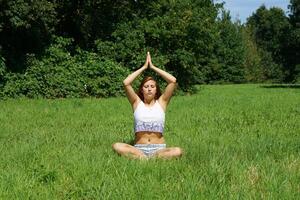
[{"xmin": 112, "ymin": 52, "xmax": 182, "ymax": 159}]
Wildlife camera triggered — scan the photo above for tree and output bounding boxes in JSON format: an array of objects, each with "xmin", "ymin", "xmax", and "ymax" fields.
[
  {"xmin": 0, "ymin": 0, "xmax": 57, "ymax": 72},
  {"xmin": 289, "ymin": 0, "xmax": 300, "ymax": 27},
  {"xmin": 96, "ymin": 0, "xmax": 223, "ymax": 91},
  {"xmin": 240, "ymin": 27, "xmax": 264, "ymax": 82},
  {"xmin": 54, "ymin": 0, "xmax": 135, "ymax": 49},
  {"xmin": 246, "ymin": 5, "xmax": 291, "ymax": 82},
  {"xmin": 213, "ymin": 10, "xmax": 246, "ymax": 83},
  {"xmin": 285, "ymin": 0, "xmax": 300, "ymax": 82}
]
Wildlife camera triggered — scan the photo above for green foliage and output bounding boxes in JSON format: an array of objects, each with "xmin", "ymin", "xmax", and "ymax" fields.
[
  {"xmin": 247, "ymin": 6, "xmax": 290, "ymax": 58},
  {"xmin": 0, "ymin": 55, "xmax": 6, "ymax": 96},
  {"xmin": 1, "ymin": 72, "xmax": 26, "ymax": 98},
  {"xmin": 96, "ymin": 0, "xmax": 246, "ymax": 91},
  {"xmin": 282, "ymin": 28, "xmax": 300, "ymax": 82},
  {"xmin": 283, "ymin": 0, "xmax": 300, "ymax": 82},
  {"xmin": 259, "ymin": 50, "xmax": 284, "ymax": 82},
  {"xmin": 0, "ymin": 55, "xmax": 5, "ymax": 82},
  {"xmin": 0, "ymin": 0, "xmax": 56, "ymax": 30},
  {"xmin": 213, "ymin": 11, "xmax": 246, "ymax": 83},
  {"xmin": 1, "ymin": 0, "xmax": 300, "ymax": 98},
  {"xmin": 241, "ymin": 27, "xmax": 265, "ymax": 82},
  {"xmin": 246, "ymin": 5, "xmax": 291, "ymax": 82},
  {"xmin": 295, "ymin": 64, "xmax": 300, "ymax": 83},
  {"xmin": 0, "ymin": 0, "xmax": 57, "ymax": 71},
  {"xmin": 1, "ymin": 37, "xmax": 129, "ymax": 98},
  {"xmin": 289, "ymin": 0, "xmax": 300, "ymax": 27},
  {"xmin": 241, "ymin": 25, "xmax": 284, "ymax": 83}
]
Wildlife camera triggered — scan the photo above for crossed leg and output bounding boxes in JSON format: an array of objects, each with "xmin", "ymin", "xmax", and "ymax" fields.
[
  {"xmin": 153, "ymin": 147, "xmax": 183, "ymax": 159},
  {"xmin": 112, "ymin": 142, "xmax": 147, "ymax": 159},
  {"xmin": 112, "ymin": 142, "xmax": 183, "ymax": 160}
]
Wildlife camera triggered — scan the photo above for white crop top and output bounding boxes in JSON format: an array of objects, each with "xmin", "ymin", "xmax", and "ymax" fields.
[{"xmin": 134, "ymin": 100, "xmax": 165, "ymax": 134}]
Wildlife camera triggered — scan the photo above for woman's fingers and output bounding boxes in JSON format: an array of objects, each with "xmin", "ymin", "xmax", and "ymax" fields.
[
  {"xmin": 148, "ymin": 52, "xmax": 154, "ymax": 67},
  {"xmin": 143, "ymin": 52, "xmax": 150, "ymax": 68},
  {"xmin": 144, "ymin": 52, "xmax": 149, "ymax": 67},
  {"xmin": 148, "ymin": 52, "xmax": 151, "ymax": 61},
  {"xmin": 147, "ymin": 52, "xmax": 151, "ymax": 63}
]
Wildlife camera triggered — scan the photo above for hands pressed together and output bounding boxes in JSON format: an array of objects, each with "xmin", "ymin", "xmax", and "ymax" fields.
[{"xmin": 143, "ymin": 52, "xmax": 155, "ymax": 69}]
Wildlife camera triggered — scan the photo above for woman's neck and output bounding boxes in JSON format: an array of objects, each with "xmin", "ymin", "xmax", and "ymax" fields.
[{"xmin": 143, "ymin": 98, "xmax": 155, "ymax": 105}]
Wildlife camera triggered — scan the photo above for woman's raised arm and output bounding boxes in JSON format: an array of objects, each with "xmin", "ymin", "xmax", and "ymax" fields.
[
  {"xmin": 123, "ymin": 53, "xmax": 149, "ymax": 108},
  {"xmin": 148, "ymin": 53, "xmax": 177, "ymax": 108}
]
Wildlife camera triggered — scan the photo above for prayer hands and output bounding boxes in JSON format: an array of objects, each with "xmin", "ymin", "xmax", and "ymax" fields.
[{"xmin": 143, "ymin": 52, "xmax": 154, "ymax": 69}]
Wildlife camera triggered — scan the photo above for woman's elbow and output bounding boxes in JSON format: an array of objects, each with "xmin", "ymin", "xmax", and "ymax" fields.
[
  {"xmin": 170, "ymin": 78, "xmax": 177, "ymax": 84},
  {"xmin": 123, "ymin": 80, "xmax": 128, "ymax": 86}
]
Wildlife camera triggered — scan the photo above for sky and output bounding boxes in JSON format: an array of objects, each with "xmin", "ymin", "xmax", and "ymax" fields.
[{"xmin": 219, "ymin": 0, "xmax": 290, "ymax": 23}]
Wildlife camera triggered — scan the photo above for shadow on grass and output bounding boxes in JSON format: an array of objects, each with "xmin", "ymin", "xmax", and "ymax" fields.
[{"xmin": 260, "ymin": 84, "xmax": 300, "ymax": 89}]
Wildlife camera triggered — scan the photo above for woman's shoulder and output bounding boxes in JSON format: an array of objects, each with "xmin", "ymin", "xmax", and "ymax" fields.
[
  {"xmin": 133, "ymin": 99, "xmax": 142, "ymax": 111},
  {"xmin": 157, "ymin": 98, "xmax": 167, "ymax": 112}
]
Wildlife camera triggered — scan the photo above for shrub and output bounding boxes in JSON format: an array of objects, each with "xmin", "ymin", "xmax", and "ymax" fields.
[
  {"xmin": 1, "ymin": 37, "xmax": 130, "ymax": 98},
  {"xmin": 0, "ymin": 56, "xmax": 5, "ymax": 85}
]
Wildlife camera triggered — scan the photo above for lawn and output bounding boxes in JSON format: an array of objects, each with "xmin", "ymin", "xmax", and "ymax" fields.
[{"xmin": 0, "ymin": 84, "xmax": 299, "ymax": 199}]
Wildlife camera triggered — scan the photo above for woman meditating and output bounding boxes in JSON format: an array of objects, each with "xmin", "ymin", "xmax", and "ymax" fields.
[{"xmin": 112, "ymin": 52, "xmax": 182, "ymax": 159}]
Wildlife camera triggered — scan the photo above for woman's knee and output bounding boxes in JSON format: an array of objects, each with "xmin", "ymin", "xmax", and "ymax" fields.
[
  {"xmin": 155, "ymin": 147, "xmax": 183, "ymax": 158},
  {"xmin": 112, "ymin": 142, "xmax": 125, "ymax": 152},
  {"xmin": 170, "ymin": 147, "xmax": 183, "ymax": 157},
  {"xmin": 112, "ymin": 142, "xmax": 135, "ymax": 154},
  {"xmin": 174, "ymin": 147, "xmax": 183, "ymax": 156}
]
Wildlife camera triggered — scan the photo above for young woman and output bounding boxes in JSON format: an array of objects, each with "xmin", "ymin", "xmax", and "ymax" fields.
[{"xmin": 112, "ymin": 52, "xmax": 182, "ymax": 159}]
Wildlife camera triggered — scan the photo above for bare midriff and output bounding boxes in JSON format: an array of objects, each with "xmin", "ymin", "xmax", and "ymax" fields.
[{"xmin": 135, "ymin": 131, "xmax": 165, "ymax": 144}]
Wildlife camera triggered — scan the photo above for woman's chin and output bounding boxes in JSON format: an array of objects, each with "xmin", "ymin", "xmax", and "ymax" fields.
[{"xmin": 144, "ymin": 96, "xmax": 154, "ymax": 101}]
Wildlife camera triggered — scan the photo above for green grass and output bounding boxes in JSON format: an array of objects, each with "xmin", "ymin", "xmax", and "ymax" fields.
[{"xmin": 0, "ymin": 84, "xmax": 300, "ymax": 199}]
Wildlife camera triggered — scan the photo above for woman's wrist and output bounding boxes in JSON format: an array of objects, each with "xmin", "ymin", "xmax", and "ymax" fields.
[
  {"xmin": 149, "ymin": 64, "xmax": 155, "ymax": 70},
  {"xmin": 142, "ymin": 65, "xmax": 148, "ymax": 70}
]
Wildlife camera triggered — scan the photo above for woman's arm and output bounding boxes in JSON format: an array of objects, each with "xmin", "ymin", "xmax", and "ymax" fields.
[
  {"xmin": 149, "ymin": 53, "xmax": 177, "ymax": 108},
  {"xmin": 123, "ymin": 54, "xmax": 149, "ymax": 108}
]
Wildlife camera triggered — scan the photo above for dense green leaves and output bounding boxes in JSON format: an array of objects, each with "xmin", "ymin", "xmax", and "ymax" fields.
[
  {"xmin": 289, "ymin": 0, "xmax": 300, "ymax": 27},
  {"xmin": 246, "ymin": 2, "xmax": 300, "ymax": 83},
  {"xmin": 0, "ymin": 0, "xmax": 299, "ymax": 98},
  {"xmin": 286, "ymin": 0, "xmax": 300, "ymax": 82},
  {"xmin": 0, "ymin": 55, "xmax": 6, "ymax": 87},
  {"xmin": 95, "ymin": 0, "xmax": 240, "ymax": 90},
  {"xmin": 0, "ymin": 0, "xmax": 57, "ymax": 72},
  {"xmin": 1, "ymin": 37, "xmax": 129, "ymax": 98},
  {"xmin": 213, "ymin": 11, "xmax": 246, "ymax": 83}
]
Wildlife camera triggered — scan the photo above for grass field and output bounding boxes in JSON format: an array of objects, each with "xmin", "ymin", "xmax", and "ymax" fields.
[{"xmin": 0, "ymin": 84, "xmax": 300, "ymax": 199}]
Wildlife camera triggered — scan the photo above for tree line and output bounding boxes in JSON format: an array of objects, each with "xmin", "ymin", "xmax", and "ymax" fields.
[{"xmin": 0, "ymin": 0, "xmax": 299, "ymax": 98}]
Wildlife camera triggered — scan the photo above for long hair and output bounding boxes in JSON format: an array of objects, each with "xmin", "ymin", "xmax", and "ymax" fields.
[{"xmin": 137, "ymin": 76, "xmax": 162, "ymax": 102}]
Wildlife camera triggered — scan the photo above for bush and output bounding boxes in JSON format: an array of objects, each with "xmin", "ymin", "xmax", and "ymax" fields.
[
  {"xmin": 1, "ymin": 37, "xmax": 130, "ymax": 98},
  {"xmin": 1, "ymin": 73, "xmax": 26, "ymax": 98},
  {"xmin": 295, "ymin": 64, "xmax": 300, "ymax": 84},
  {"xmin": 0, "ymin": 56, "xmax": 5, "ymax": 85}
]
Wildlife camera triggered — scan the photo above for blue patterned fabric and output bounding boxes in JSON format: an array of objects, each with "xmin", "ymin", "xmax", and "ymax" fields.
[
  {"xmin": 134, "ymin": 101, "xmax": 165, "ymax": 134},
  {"xmin": 134, "ymin": 144, "xmax": 166, "ymax": 157},
  {"xmin": 134, "ymin": 121, "xmax": 164, "ymax": 133}
]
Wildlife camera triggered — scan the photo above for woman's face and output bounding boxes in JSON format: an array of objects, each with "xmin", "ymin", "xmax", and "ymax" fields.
[{"xmin": 142, "ymin": 80, "xmax": 157, "ymax": 100}]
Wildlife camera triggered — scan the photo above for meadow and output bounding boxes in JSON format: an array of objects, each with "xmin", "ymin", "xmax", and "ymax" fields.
[{"xmin": 0, "ymin": 84, "xmax": 299, "ymax": 199}]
